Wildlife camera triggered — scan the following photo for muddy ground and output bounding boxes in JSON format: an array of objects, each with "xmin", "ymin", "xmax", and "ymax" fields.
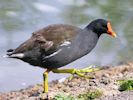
[{"xmin": 0, "ymin": 61, "xmax": 133, "ymax": 100}]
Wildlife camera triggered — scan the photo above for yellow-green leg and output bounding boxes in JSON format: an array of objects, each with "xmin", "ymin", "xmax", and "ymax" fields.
[
  {"xmin": 43, "ymin": 69, "xmax": 50, "ymax": 93},
  {"xmin": 42, "ymin": 66, "xmax": 100, "ymax": 93},
  {"xmin": 39, "ymin": 70, "xmax": 50, "ymax": 99},
  {"xmin": 52, "ymin": 65, "xmax": 100, "ymax": 79}
]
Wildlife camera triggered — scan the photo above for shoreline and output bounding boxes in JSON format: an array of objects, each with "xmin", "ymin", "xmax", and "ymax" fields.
[{"xmin": 0, "ymin": 61, "xmax": 133, "ymax": 100}]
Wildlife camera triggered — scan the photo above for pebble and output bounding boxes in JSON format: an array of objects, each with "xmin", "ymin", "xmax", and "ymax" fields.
[
  {"xmin": 100, "ymin": 77, "xmax": 110, "ymax": 85},
  {"xmin": 89, "ymin": 80, "xmax": 97, "ymax": 86},
  {"xmin": 58, "ymin": 77, "xmax": 67, "ymax": 83}
]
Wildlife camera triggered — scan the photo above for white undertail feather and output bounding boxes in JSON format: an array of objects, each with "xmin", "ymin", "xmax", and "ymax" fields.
[{"xmin": 3, "ymin": 53, "xmax": 25, "ymax": 58}]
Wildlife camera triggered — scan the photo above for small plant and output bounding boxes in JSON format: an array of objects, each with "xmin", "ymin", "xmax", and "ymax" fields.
[
  {"xmin": 78, "ymin": 90, "xmax": 102, "ymax": 100},
  {"xmin": 118, "ymin": 79, "xmax": 133, "ymax": 91},
  {"xmin": 53, "ymin": 90, "xmax": 102, "ymax": 100},
  {"xmin": 53, "ymin": 93, "xmax": 74, "ymax": 100}
]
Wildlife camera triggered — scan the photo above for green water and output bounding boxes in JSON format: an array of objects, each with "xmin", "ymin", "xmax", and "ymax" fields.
[{"xmin": 0, "ymin": 0, "xmax": 133, "ymax": 92}]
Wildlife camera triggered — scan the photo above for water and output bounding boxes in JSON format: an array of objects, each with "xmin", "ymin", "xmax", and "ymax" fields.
[{"xmin": 0, "ymin": 0, "xmax": 133, "ymax": 92}]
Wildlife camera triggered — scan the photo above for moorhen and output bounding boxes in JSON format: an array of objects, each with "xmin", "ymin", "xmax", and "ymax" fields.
[{"xmin": 5, "ymin": 19, "xmax": 116, "ymax": 93}]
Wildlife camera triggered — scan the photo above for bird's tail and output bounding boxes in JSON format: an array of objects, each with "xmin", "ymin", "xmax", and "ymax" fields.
[{"xmin": 3, "ymin": 49, "xmax": 24, "ymax": 58}]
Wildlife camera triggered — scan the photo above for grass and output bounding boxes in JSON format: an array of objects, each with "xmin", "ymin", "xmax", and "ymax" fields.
[
  {"xmin": 53, "ymin": 89, "xmax": 103, "ymax": 100},
  {"xmin": 78, "ymin": 90, "xmax": 102, "ymax": 100},
  {"xmin": 118, "ymin": 79, "xmax": 133, "ymax": 91},
  {"xmin": 53, "ymin": 93, "xmax": 74, "ymax": 100}
]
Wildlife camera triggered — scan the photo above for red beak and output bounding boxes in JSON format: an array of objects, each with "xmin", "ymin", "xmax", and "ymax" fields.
[{"xmin": 107, "ymin": 22, "xmax": 117, "ymax": 38}]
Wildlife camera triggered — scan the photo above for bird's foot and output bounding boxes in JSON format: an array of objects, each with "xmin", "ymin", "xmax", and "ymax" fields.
[
  {"xmin": 52, "ymin": 65, "xmax": 100, "ymax": 80},
  {"xmin": 69, "ymin": 65, "xmax": 100, "ymax": 80}
]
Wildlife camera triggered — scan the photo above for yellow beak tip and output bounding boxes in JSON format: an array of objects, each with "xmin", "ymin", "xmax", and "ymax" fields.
[{"xmin": 112, "ymin": 33, "xmax": 117, "ymax": 38}]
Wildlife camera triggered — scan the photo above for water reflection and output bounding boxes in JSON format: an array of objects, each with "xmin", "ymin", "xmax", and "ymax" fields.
[{"xmin": 0, "ymin": 0, "xmax": 133, "ymax": 92}]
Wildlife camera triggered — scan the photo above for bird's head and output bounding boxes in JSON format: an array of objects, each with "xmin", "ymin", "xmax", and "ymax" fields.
[{"xmin": 86, "ymin": 19, "xmax": 117, "ymax": 37}]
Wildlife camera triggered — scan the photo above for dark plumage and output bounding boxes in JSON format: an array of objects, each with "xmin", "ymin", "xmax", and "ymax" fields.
[{"xmin": 6, "ymin": 19, "xmax": 116, "ymax": 69}]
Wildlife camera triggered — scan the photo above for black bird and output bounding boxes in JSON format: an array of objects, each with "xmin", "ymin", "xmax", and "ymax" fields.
[{"xmin": 5, "ymin": 19, "xmax": 116, "ymax": 93}]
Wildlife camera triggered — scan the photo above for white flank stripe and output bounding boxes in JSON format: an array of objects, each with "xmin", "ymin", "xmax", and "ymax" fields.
[
  {"xmin": 45, "ymin": 49, "xmax": 62, "ymax": 59},
  {"xmin": 60, "ymin": 41, "xmax": 71, "ymax": 47}
]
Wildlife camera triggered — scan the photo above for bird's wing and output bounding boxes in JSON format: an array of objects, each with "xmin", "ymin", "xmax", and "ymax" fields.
[
  {"xmin": 10, "ymin": 24, "xmax": 81, "ymax": 55},
  {"xmin": 32, "ymin": 24, "xmax": 81, "ymax": 54}
]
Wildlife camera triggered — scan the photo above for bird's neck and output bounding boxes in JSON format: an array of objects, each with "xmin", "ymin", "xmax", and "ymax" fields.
[{"xmin": 85, "ymin": 24, "xmax": 101, "ymax": 38}]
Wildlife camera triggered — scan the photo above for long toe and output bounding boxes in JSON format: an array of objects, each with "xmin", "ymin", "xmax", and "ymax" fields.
[{"xmin": 79, "ymin": 65, "xmax": 101, "ymax": 73}]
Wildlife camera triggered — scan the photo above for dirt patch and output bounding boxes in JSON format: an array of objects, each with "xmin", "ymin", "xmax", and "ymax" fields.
[{"xmin": 0, "ymin": 61, "xmax": 133, "ymax": 100}]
